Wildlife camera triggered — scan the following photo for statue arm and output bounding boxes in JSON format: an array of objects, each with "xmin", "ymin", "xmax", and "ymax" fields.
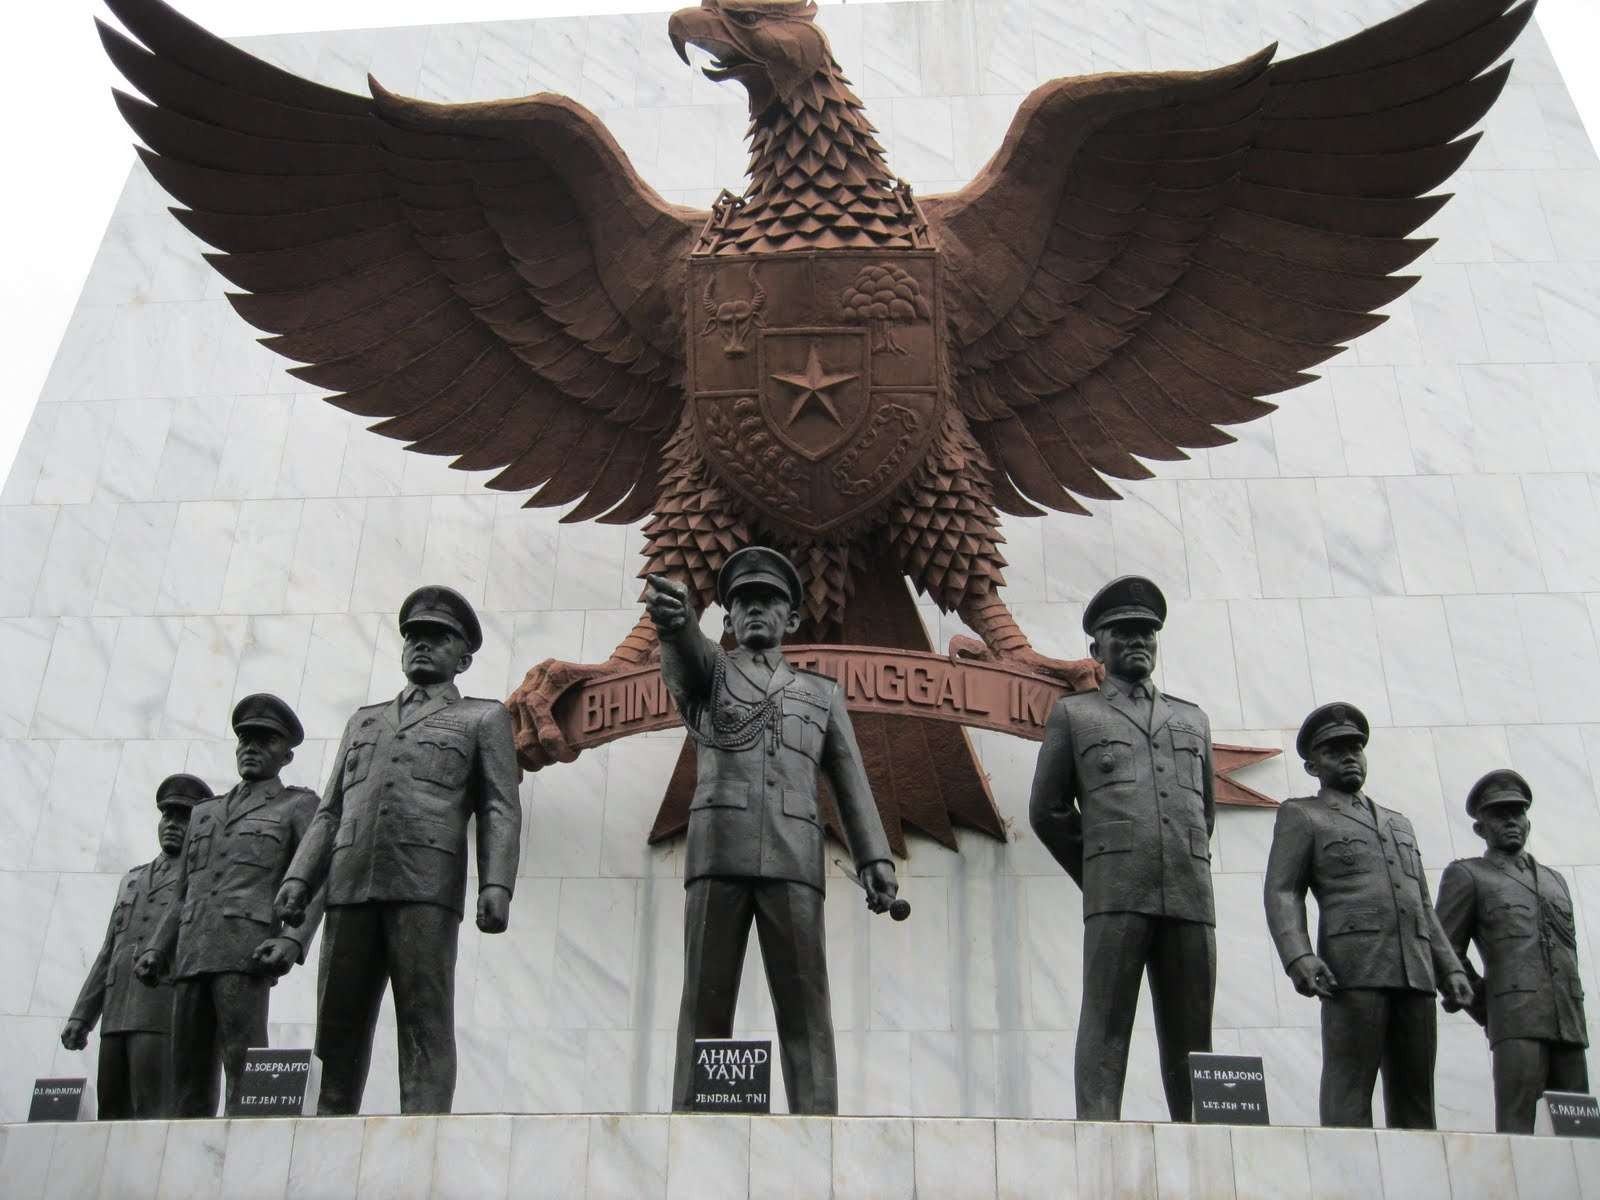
[
  {"xmin": 280, "ymin": 792, "xmax": 327, "ymax": 962},
  {"xmin": 285, "ymin": 727, "xmax": 350, "ymax": 893},
  {"xmin": 1435, "ymin": 862, "xmax": 1486, "ymax": 1021},
  {"xmin": 147, "ymin": 837, "xmax": 189, "ymax": 971},
  {"xmin": 1028, "ymin": 701, "xmax": 1083, "ymax": 886},
  {"xmin": 1418, "ymin": 856, "xmax": 1468, "ymax": 985},
  {"xmin": 68, "ymin": 893, "xmax": 120, "ymax": 1028},
  {"xmin": 822, "ymin": 687, "xmax": 892, "ymax": 871},
  {"xmin": 474, "ymin": 703, "xmax": 523, "ymax": 894},
  {"xmin": 1200, "ymin": 711, "xmax": 1216, "ymax": 837},
  {"xmin": 657, "ymin": 621, "xmax": 719, "ymax": 716},
  {"xmin": 1263, "ymin": 803, "xmax": 1316, "ymax": 970}
]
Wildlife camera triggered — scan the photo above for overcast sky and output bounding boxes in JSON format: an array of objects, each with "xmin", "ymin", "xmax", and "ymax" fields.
[{"xmin": 2, "ymin": 0, "xmax": 1595, "ymax": 487}]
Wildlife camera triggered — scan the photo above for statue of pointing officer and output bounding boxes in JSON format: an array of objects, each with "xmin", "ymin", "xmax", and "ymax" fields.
[{"xmin": 647, "ymin": 547, "xmax": 898, "ymax": 1115}]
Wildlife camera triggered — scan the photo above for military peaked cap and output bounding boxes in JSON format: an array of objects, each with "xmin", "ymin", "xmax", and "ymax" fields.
[
  {"xmin": 1082, "ymin": 575, "xmax": 1167, "ymax": 635},
  {"xmin": 155, "ymin": 772, "xmax": 209, "ymax": 812},
  {"xmin": 231, "ymin": 693, "xmax": 305, "ymax": 747},
  {"xmin": 1466, "ymin": 768, "xmax": 1533, "ymax": 818},
  {"xmin": 717, "ymin": 546, "xmax": 804, "ymax": 609},
  {"xmin": 1295, "ymin": 701, "xmax": 1370, "ymax": 760},
  {"xmin": 399, "ymin": 585, "xmax": 483, "ymax": 653}
]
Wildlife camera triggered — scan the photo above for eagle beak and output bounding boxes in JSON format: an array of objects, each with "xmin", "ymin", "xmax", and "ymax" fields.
[
  {"xmin": 668, "ymin": 8, "xmax": 719, "ymax": 67},
  {"xmin": 668, "ymin": 11, "xmax": 692, "ymax": 66}
]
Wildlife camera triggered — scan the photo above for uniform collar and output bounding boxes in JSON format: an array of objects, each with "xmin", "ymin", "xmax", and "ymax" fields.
[
  {"xmin": 226, "ymin": 776, "xmax": 282, "ymax": 826},
  {"xmin": 390, "ymin": 680, "xmax": 461, "ymax": 730},
  {"xmin": 1100, "ymin": 675, "xmax": 1170, "ymax": 735},
  {"xmin": 1319, "ymin": 786, "xmax": 1379, "ymax": 832}
]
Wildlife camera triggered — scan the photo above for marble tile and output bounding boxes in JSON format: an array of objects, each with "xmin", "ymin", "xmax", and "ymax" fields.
[
  {"xmin": 29, "ymin": 871, "xmax": 120, "ymax": 1016},
  {"xmin": 220, "ymin": 500, "xmax": 302, "ymax": 615},
  {"xmin": 1269, "ymin": 378, "xmax": 1346, "ymax": 480},
  {"xmin": 0, "ymin": 1123, "xmax": 55, "ymax": 1198},
  {"xmin": 356, "ymin": 1117, "xmax": 437, "ymax": 1200},
  {"xmin": 162, "ymin": 615, "xmax": 247, "ymax": 739},
  {"xmin": 1229, "ymin": 599, "xmax": 1315, "ymax": 730},
  {"xmin": 275, "ymin": 393, "xmax": 353, "ymax": 499},
  {"xmin": 1510, "ymin": 1134, "xmax": 1579, "ymax": 1198},
  {"xmin": 1109, "ymin": 481, "xmax": 1190, "ymax": 599},
  {"xmin": 589, "ymin": 1115, "xmax": 669, "ymax": 1200},
  {"xmin": 94, "ymin": 502, "xmax": 179, "ymax": 617},
  {"xmin": 473, "ymin": 877, "xmax": 558, "ymax": 1030},
  {"xmin": 870, "ymin": 876, "xmax": 950, "ymax": 1031},
  {"xmin": 1316, "ymin": 477, "xmax": 1405, "ymax": 597},
  {"xmin": 1536, "ymin": 262, "xmax": 1600, "ymax": 362},
  {"xmin": 233, "ymin": 614, "xmax": 314, "ymax": 714},
  {"xmin": 1212, "ymin": 872, "xmax": 1281, "ymax": 1030},
  {"xmin": 664, "ymin": 1115, "xmax": 750, "ymax": 1200},
  {"xmin": 1452, "ymin": 476, "xmax": 1544, "ymax": 592},
  {"xmin": 1524, "ymin": 475, "xmax": 1600, "ymax": 592},
  {"xmin": 95, "ymin": 397, "xmax": 174, "ymax": 504},
  {"xmin": 910, "ymin": 1117, "xmax": 996, "ymax": 1200},
  {"xmin": 34, "ymin": 402, "xmax": 112, "ymax": 505},
  {"xmin": 1384, "ymin": 477, "xmax": 1473, "ymax": 596},
  {"xmin": 418, "ymin": 494, "xmax": 496, "ymax": 607},
  {"xmin": 313, "ymin": 27, "xmax": 377, "ymax": 92},
  {"xmin": 96, "ymin": 616, "xmax": 181, "ymax": 739},
  {"xmin": 1232, "ymin": 1126, "xmax": 1310, "ymax": 1200},
  {"xmin": 286, "ymin": 498, "xmax": 363, "ymax": 614},
  {"xmin": 285, "ymin": 1115, "xmax": 364, "ymax": 1200},
  {"xmin": 154, "ymin": 500, "xmax": 238, "ymax": 613},
  {"xmin": 154, "ymin": 396, "xmax": 232, "ymax": 503},
  {"xmin": 0, "ymin": 871, "xmax": 58, "ymax": 1013},
  {"xmin": 1075, "ymin": 1121, "xmax": 1157, "ymax": 1200},
  {"xmin": 1519, "ymin": 593, "xmax": 1600, "ymax": 723},
  {"xmin": 1393, "ymin": 368, "xmax": 1473, "ymax": 476},
  {"xmin": 552, "ymin": 521, "xmax": 629, "ymax": 611},
  {"xmin": 831, "ymin": 1117, "xmax": 913, "ymax": 1199},
  {"xmin": 0, "ymin": 618, "xmax": 54, "ymax": 739},
  {"xmin": 550, "ymin": 876, "xmax": 637, "ymax": 1029},
  {"xmin": 747, "ymin": 1117, "xmax": 831, "ymax": 1198},
  {"xmin": 43, "ymin": 1121, "xmax": 109, "ymax": 1200},
  {"xmin": 367, "ymin": 25, "xmax": 429, "ymax": 94},
  {"xmin": 1470, "ymin": 262, "xmax": 1555, "ymax": 362},
  {"xmin": 1441, "ymin": 1132, "xmax": 1518, "ymax": 1200},
  {"xmin": 297, "ymin": 613, "xmax": 379, "ymax": 741},
  {"xmin": 33, "ymin": 501, "xmax": 116, "ymax": 617},
  {"xmin": 518, "ymin": 737, "xmax": 605, "ymax": 877},
  {"xmin": 1153, "ymin": 599, "xmax": 1243, "ymax": 728},
  {"xmin": 1, "ymin": 407, "xmax": 58, "ymax": 505},
  {"xmin": 1572, "ymin": 1139, "xmax": 1600, "ymax": 1200},
  {"xmin": 1329, "ymin": 368, "xmax": 1415, "ymax": 476},
  {"xmin": 349, "ymin": 497, "xmax": 431, "ymax": 615},
  {"xmin": 1509, "ymin": 725, "xmax": 1600, "ymax": 866},
  {"xmin": 1152, "ymin": 1123, "xmax": 1235, "ymax": 1200},
  {"xmin": 600, "ymin": 737, "xmax": 687, "ymax": 880},
  {"xmin": 0, "ymin": 740, "xmax": 55, "ymax": 871},
  {"xmin": 1372, "ymin": 597, "xmax": 1467, "ymax": 727},
  {"xmin": 1442, "ymin": 595, "xmax": 1540, "ymax": 726},
  {"xmin": 1250, "ymin": 479, "xmax": 1331, "ymax": 599},
  {"xmin": 994, "ymin": 1118, "xmax": 1076, "ymax": 1199},
  {"xmin": 431, "ymin": 1114, "xmax": 511, "ymax": 1200},
  {"xmin": 30, "ymin": 741, "xmax": 121, "ymax": 871},
  {"xmin": 910, "ymin": 1031, "xmax": 999, "ymax": 1116},
  {"xmin": 506, "ymin": 1115, "xmax": 589, "ymax": 1199},
  {"xmin": 1431, "ymin": 726, "xmax": 1515, "ymax": 860},
  {"xmin": 97, "ymin": 1119, "xmax": 170, "ymax": 1200},
  {"xmin": 1533, "ymin": 364, "xmax": 1600, "ymax": 474},
  {"xmin": 0, "ymin": 507, "xmax": 55, "ymax": 615},
  {"xmin": 1302, "ymin": 1127, "xmax": 1383, "ymax": 1200},
  {"xmin": 155, "ymin": 1120, "xmax": 228, "ymax": 1200},
  {"xmin": 1410, "ymin": 265, "xmax": 1490, "ymax": 365},
  {"xmin": 835, "ymin": 1031, "xmax": 913, "ymax": 1117},
  {"xmin": 1459, "ymin": 366, "xmax": 1554, "ymax": 475},
  {"xmin": 32, "ymin": 616, "xmax": 116, "ymax": 738},
  {"xmin": 215, "ymin": 396, "xmax": 293, "ymax": 501},
  {"xmin": 1373, "ymin": 1130, "xmax": 1451, "ymax": 1200},
  {"xmin": 1300, "ymin": 598, "xmax": 1393, "ymax": 726},
  {"xmin": 1181, "ymin": 480, "xmax": 1261, "ymax": 601}
]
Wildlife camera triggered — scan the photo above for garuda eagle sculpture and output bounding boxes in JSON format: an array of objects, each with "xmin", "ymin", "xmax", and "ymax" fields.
[{"xmin": 102, "ymin": 0, "xmax": 1529, "ymax": 799}]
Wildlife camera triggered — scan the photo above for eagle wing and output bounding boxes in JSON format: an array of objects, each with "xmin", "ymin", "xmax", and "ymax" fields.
[
  {"xmin": 102, "ymin": 0, "xmax": 706, "ymax": 524},
  {"xmin": 921, "ymin": 0, "xmax": 1532, "ymax": 516}
]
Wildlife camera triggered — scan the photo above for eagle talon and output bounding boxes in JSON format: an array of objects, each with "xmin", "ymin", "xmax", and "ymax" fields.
[{"xmin": 509, "ymin": 656, "xmax": 640, "ymax": 770}]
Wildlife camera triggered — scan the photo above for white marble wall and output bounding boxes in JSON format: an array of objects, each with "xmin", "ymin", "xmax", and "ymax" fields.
[
  {"xmin": 0, "ymin": 1114, "xmax": 1591, "ymax": 1200},
  {"xmin": 2, "ymin": 0, "xmax": 1598, "ymax": 1129}
]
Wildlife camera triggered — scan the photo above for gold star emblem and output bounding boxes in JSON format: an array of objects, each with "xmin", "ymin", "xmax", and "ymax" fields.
[{"xmin": 770, "ymin": 342, "xmax": 858, "ymax": 427}]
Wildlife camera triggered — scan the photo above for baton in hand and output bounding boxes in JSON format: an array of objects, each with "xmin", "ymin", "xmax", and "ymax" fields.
[{"xmin": 834, "ymin": 858, "xmax": 911, "ymax": 921}]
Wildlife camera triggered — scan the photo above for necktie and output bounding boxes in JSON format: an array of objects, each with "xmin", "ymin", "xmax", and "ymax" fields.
[{"xmin": 402, "ymin": 686, "xmax": 427, "ymax": 715}]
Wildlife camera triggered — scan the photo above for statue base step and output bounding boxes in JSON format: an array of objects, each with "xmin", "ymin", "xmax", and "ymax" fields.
[{"xmin": 1, "ymin": 1111, "xmax": 1588, "ymax": 1198}]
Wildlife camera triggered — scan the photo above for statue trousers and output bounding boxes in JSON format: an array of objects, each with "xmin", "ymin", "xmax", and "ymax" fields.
[
  {"xmin": 673, "ymin": 877, "xmax": 835, "ymax": 1115},
  {"xmin": 98, "ymin": 1031, "xmax": 170, "ymax": 1119},
  {"xmin": 1320, "ymin": 987, "xmax": 1437, "ymax": 1128},
  {"xmin": 1493, "ymin": 1039, "xmax": 1589, "ymax": 1133},
  {"xmin": 171, "ymin": 972, "xmax": 270, "ymax": 1118},
  {"xmin": 314, "ymin": 901, "xmax": 459, "ymax": 1115},
  {"xmin": 1076, "ymin": 911, "xmax": 1216, "ymax": 1121}
]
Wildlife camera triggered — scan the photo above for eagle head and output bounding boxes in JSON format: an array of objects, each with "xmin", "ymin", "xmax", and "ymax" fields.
[{"xmin": 669, "ymin": 0, "xmax": 831, "ymax": 115}]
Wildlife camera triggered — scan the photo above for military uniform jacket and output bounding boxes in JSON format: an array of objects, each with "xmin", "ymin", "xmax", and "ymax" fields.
[
  {"xmin": 1436, "ymin": 853, "xmax": 1587, "ymax": 1047},
  {"xmin": 1264, "ymin": 789, "xmax": 1462, "ymax": 992},
  {"xmin": 286, "ymin": 683, "xmax": 522, "ymax": 917},
  {"xmin": 1028, "ymin": 679, "xmax": 1215, "ymax": 924},
  {"xmin": 662, "ymin": 635, "xmax": 892, "ymax": 890},
  {"xmin": 151, "ymin": 779, "xmax": 325, "ymax": 981},
  {"xmin": 70, "ymin": 855, "xmax": 181, "ymax": 1034}
]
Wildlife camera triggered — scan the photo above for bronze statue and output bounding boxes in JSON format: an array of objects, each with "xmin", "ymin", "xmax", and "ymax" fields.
[
  {"xmin": 1264, "ymin": 702, "xmax": 1475, "ymax": 1129},
  {"xmin": 1029, "ymin": 576, "xmax": 1216, "ymax": 1121},
  {"xmin": 1436, "ymin": 769, "xmax": 1590, "ymax": 1134},
  {"xmin": 101, "ymin": 0, "xmax": 1529, "ymax": 847},
  {"xmin": 61, "ymin": 772, "xmax": 206, "ymax": 1119},
  {"xmin": 648, "ymin": 546, "xmax": 897, "ymax": 1114},
  {"xmin": 134, "ymin": 695, "xmax": 323, "ymax": 1117},
  {"xmin": 275, "ymin": 586, "xmax": 521, "ymax": 1115}
]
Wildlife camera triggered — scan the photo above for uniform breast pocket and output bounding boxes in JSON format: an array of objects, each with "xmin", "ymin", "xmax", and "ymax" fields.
[
  {"xmin": 1545, "ymin": 897, "xmax": 1580, "ymax": 949},
  {"xmin": 781, "ymin": 711, "xmax": 825, "ymax": 762},
  {"xmin": 1316, "ymin": 834, "xmax": 1370, "ymax": 877},
  {"xmin": 186, "ymin": 830, "xmax": 212, "ymax": 872},
  {"xmin": 1170, "ymin": 726, "xmax": 1206, "ymax": 792},
  {"xmin": 1326, "ymin": 906, "xmax": 1384, "ymax": 938},
  {"xmin": 235, "ymin": 820, "xmax": 287, "ymax": 868},
  {"xmin": 1391, "ymin": 834, "xmax": 1421, "ymax": 879},
  {"xmin": 344, "ymin": 737, "xmax": 376, "ymax": 786},
  {"xmin": 1486, "ymin": 899, "xmax": 1536, "ymax": 941},
  {"xmin": 782, "ymin": 788, "xmax": 821, "ymax": 827},
  {"xmin": 334, "ymin": 819, "xmax": 357, "ymax": 854},
  {"xmin": 111, "ymin": 902, "xmax": 132, "ymax": 934},
  {"xmin": 1085, "ymin": 819, "xmax": 1133, "ymax": 861},
  {"xmin": 1079, "ymin": 736, "xmax": 1136, "ymax": 787},
  {"xmin": 416, "ymin": 733, "xmax": 472, "ymax": 788}
]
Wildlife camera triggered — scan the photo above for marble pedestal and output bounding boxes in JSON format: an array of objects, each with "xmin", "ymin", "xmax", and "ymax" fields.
[{"xmin": 1, "ymin": 1112, "xmax": 1591, "ymax": 1199}]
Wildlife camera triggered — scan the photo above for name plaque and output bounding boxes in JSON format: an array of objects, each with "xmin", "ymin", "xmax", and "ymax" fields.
[
  {"xmin": 1536, "ymin": 1091, "xmax": 1600, "ymax": 1138},
  {"xmin": 226, "ymin": 1048, "xmax": 318, "ymax": 1117},
  {"xmin": 1189, "ymin": 1053, "xmax": 1270, "ymax": 1125},
  {"xmin": 28, "ymin": 1077, "xmax": 89, "ymax": 1122},
  {"xmin": 690, "ymin": 1039, "xmax": 772, "ymax": 1113}
]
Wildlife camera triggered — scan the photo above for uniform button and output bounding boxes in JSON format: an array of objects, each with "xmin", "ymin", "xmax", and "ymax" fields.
[
  {"xmin": 379, "ymin": 806, "xmax": 389, "ymax": 815},
  {"xmin": 1156, "ymin": 765, "xmax": 1165, "ymax": 774},
  {"xmin": 1387, "ymin": 858, "xmax": 1395, "ymax": 865},
  {"xmin": 396, "ymin": 734, "xmax": 406, "ymax": 741},
  {"xmin": 1159, "ymin": 790, "xmax": 1169, "ymax": 799},
  {"xmin": 1161, "ymin": 816, "xmax": 1170, "ymax": 825},
  {"xmin": 767, "ymin": 745, "xmax": 775, "ymax": 755},
  {"xmin": 391, "ymin": 756, "xmax": 400, "ymax": 763}
]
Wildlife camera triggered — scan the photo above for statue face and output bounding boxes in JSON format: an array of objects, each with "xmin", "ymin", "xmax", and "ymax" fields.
[
  {"xmin": 1304, "ymin": 735, "xmax": 1367, "ymax": 794},
  {"xmin": 236, "ymin": 728, "xmax": 293, "ymax": 782},
  {"xmin": 403, "ymin": 623, "xmax": 472, "ymax": 686},
  {"xmin": 1090, "ymin": 619, "xmax": 1158, "ymax": 684},
  {"xmin": 157, "ymin": 809, "xmax": 191, "ymax": 856},
  {"xmin": 724, "ymin": 583, "xmax": 799, "ymax": 650},
  {"xmin": 1475, "ymin": 803, "xmax": 1530, "ymax": 854}
]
